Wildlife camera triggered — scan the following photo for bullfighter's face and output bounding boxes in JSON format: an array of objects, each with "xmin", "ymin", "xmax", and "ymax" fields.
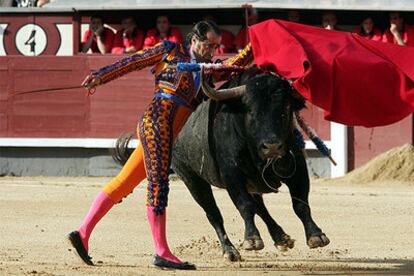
[{"xmin": 191, "ymin": 31, "xmax": 222, "ymax": 62}]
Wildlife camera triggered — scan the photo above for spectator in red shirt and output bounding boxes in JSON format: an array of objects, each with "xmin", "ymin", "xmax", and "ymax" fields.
[
  {"xmin": 111, "ymin": 17, "xmax": 145, "ymax": 54},
  {"xmin": 382, "ymin": 12, "xmax": 414, "ymax": 47},
  {"xmin": 203, "ymin": 14, "xmax": 235, "ymax": 53},
  {"xmin": 234, "ymin": 8, "xmax": 258, "ymax": 52},
  {"xmin": 353, "ymin": 16, "xmax": 382, "ymax": 41},
  {"xmin": 81, "ymin": 15, "xmax": 114, "ymax": 54},
  {"xmin": 143, "ymin": 15, "xmax": 183, "ymax": 49}
]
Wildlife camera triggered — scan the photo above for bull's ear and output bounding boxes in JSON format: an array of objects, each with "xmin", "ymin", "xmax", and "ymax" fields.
[{"xmin": 290, "ymin": 89, "xmax": 306, "ymax": 111}]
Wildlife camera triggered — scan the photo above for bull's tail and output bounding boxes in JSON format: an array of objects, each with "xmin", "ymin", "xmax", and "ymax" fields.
[{"xmin": 111, "ymin": 133, "xmax": 134, "ymax": 165}]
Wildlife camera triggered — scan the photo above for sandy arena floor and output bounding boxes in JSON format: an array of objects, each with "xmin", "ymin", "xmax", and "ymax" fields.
[{"xmin": 0, "ymin": 176, "xmax": 413, "ymax": 275}]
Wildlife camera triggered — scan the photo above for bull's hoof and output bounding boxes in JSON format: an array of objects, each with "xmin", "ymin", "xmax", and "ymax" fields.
[
  {"xmin": 307, "ymin": 233, "xmax": 330, "ymax": 249},
  {"xmin": 242, "ymin": 236, "xmax": 264, "ymax": 251},
  {"xmin": 275, "ymin": 234, "xmax": 295, "ymax": 252},
  {"xmin": 223, "ymin": 246, "xmax": 242, "ymax": 262}
]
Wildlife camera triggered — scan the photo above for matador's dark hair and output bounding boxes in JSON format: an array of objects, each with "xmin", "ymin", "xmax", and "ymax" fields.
[{"xmin": 185, "ymin": 20, "xmax": 222, "ymax": 46}]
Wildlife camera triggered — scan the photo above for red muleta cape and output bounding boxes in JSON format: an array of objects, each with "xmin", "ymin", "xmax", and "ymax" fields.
[{"xmin": 249, "ymin": 19, "xmax": 414, "ymax": 127}]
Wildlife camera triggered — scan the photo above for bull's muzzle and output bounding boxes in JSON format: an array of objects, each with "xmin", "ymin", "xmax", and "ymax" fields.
[{"xmin": 260, "ymin": 142, "xmax": 286, "ymax": 159}]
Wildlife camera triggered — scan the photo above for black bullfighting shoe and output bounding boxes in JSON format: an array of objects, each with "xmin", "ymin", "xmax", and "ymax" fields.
[
  {"xmin": 152, "ymin": 255, "xmax": 196, "ymax": 270},
  {"xmin": 67, "ymin": 231, "xmax": 94, "ymax": 266}
]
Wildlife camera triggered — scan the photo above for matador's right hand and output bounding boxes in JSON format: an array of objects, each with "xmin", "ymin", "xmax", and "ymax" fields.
[{"xmin": 82, "ymin": 74, "xmax": 101, "ymax": 90}]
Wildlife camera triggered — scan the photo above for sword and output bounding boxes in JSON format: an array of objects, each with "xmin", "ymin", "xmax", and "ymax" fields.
[{"xmin": 13, "ymin": 85, "xmax": 95, "ymax": 97}]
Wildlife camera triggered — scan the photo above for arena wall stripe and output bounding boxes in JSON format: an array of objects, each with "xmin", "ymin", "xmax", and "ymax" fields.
[
  {"xmin": 0, "ymin": 138, "xmax": 139, "ymax": 148},
  {"xmin": 0, "ymin": 138, "xmax": 330, "ymax": 150}
]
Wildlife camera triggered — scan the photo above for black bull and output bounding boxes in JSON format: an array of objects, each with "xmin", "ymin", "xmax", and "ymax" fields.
[{"xmin": 114, "ymin": 68, "xmax": 330, "ymax": 261}]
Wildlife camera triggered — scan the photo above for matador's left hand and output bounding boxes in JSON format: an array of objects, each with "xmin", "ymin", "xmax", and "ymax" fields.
[{"xmin": 82, "ymin": 75, "xmax": 101, "ymax": 90}]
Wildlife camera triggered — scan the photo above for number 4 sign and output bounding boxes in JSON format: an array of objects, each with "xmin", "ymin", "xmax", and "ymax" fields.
[{"xmin": 15, "ymin": 24, "xmax": 47, "ymax": 56}]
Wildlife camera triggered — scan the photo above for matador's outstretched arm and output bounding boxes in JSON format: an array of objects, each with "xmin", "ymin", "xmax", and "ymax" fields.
[{"xmin": 83, "ymin": 41, "xmax": 176, "ymax": 89}]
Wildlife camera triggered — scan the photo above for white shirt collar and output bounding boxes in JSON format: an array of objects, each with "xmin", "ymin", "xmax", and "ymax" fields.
[{"xmin": 190, "ymin": 50, "xmax": 197, "ymax": 63}]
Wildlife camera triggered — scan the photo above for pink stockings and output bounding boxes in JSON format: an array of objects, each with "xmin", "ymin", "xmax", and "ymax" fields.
[
  {"xmin": 147, "ymin": 206, "xmax": 182, "ymax": 263},
  {"xmin": 77, "ymin": 192, "xmax": 181, "ymax": 264},
  {"xmin": 78, "ymin": 191, "xmax": 114, "ymax": 251}
]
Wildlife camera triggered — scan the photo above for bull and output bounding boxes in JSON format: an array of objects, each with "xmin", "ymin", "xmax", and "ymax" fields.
[
  {"xmin": 114, "ymin": 67, "xmax": 330, "ymax": 261},
  {"xmin": 170, "ymin": 68, "xmax": 330, "ymax": 261}
]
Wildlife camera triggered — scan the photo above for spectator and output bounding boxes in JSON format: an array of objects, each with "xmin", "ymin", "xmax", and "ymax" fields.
[
  {"xmin": 203, "ymin": 14, "xmax": 235, "ymax": 53},
  {"xmin": 111, "ymin": 17, "xmax": 145, "ymax": 54},
  {"xmin": 322, "ymin": 11, "xmax": 339, "ymax": 30},
  {"xmin": 287, "ymin": 10, "xmax": 301, "ymax": 23},
  {"xmin": 81, "ymin": 15, "xmax": 114, "ymax": 54},
  {"xmin": 37, "ymin": 0, "xmax": 50, "ymax": 7},
  {"xmin": 143, "ymin": 15, "xmax": 183, "ymax": 49},
  {"xmin": 234, "ymin": 7, "xmax": 258, "ymax": 51},
  {"xmin": 382, "ymin": 12, "xmax": 414, "ymax": 46},
  {"xmin": 353, "ymin": 16, "xmax": 382, "ymax": 41}
]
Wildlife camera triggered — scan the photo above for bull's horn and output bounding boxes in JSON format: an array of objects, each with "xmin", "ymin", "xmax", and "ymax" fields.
[{"xmin": 201, "ymin": 70, "xmax": 246, "ymax": 100}]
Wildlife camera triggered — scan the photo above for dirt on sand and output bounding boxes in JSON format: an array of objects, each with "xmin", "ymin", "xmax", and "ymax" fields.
[{"xmin": 0, "ymin": 175, "xmax": 413, "ymax": 275}]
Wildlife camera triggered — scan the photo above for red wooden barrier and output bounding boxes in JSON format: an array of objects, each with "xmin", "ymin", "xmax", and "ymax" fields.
[{"xmin": 0, "ymin": 55, "xmax": 330, "ymax": 139}]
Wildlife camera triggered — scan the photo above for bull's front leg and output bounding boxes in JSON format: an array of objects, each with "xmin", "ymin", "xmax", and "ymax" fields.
[
  {"xmin": 252, "ymin": 194, "xmax": 295, "ymax": 251},
  {"xmin": 285, "ymin": 153, "xmax": 330, "ymax": 249},
  {"xmin": 220, "ymin": 167, "xmax": 264, "ymax": 251}
]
